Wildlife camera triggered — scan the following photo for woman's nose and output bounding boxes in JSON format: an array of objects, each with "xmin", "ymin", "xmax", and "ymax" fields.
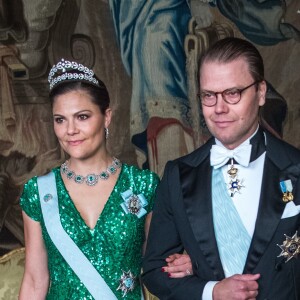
[{"xmin": 67, "ymin": 120, "xmax": 78, "ymax": 135}]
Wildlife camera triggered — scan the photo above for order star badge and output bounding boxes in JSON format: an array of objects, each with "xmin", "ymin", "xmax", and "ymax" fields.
[
  {"xmin": 227, "ymin": 162, "xmax": 245, "ymax": 197},
  {"xmin": 277, "ymin": 231, "xmax": 300, "ymax": 262},
  {"xmin": 117, "ymin": 270, "xmax": 135, "ymax": 297},
  {"xmin": 228, "ymin": 178, "xmax": 244, "ymax": 197}
]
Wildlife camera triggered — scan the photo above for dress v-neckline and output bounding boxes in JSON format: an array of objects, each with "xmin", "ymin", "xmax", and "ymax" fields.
[{"xmin": 57, "ymin": 165, "xmax": 124, "ymax": 231}]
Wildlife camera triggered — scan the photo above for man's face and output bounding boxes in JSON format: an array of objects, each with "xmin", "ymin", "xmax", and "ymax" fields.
[{"xmin": 200, "ymin": 58, "xmax": 266, "ymax": 149}]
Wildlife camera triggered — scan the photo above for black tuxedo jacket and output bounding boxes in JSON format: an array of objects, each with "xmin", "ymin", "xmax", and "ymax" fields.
[{"xmin": 142, "ymin": 131, "xmax": 300, "ymax": 300}]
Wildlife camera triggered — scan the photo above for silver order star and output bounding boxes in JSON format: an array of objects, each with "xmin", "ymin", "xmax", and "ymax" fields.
[
  {"xmin": 277, "ymin": 231, "xmax": 300, "ymax": 262},
  {"xmin": 117, "ymin": 270, "xmax": 135, "ymax": 297},
  {"xmin": 228, "ymin": 178, "xmax": 244, "ymax": 196}
]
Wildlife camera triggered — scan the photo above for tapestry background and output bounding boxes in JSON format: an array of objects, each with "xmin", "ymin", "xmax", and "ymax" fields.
[{"xmin": 0, "ymin": 0, "xmax": 299, "ymax": 260}]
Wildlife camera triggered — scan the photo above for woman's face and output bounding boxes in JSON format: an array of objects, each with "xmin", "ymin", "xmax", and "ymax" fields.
[{"xmin": 52, "ymin": 90, "xmax": 111, "ymax": 161}]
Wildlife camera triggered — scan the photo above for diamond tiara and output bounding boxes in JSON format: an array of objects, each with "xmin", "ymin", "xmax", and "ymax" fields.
[{"xmin": 48, "ymin": 58, "xmax": 100, "ymax": 90}]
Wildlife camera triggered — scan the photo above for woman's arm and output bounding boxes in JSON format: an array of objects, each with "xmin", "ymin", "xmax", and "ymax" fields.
[{"xmin": 19, "ymin": 211, "xmax": 49, "ymax": 300}]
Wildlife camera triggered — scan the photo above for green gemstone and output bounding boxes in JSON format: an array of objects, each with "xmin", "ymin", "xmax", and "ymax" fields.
[
  {"xmin": 86, "ymin": 174, "xmax": 98, "ymax": 186},
  {"xmin": 99, "ymin": 172, "xmax": 109, "ymax": 180},
  {"xmin": 75, "ymin": 175, "xmax": 84, "ymax": 184},
  {"xmin": 67, "ymin": 171, "xmax": 74, "ymax": 179},
  {"xmin": 109, "ymin": 166, "xmax": 117, "ymax": 174},
  {"xmin": 114, "ymin": 160, "xmax": 121, "ymax": 167}
]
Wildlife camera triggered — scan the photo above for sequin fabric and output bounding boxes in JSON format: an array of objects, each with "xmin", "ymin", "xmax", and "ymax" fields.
[{"xmin": 20, "ymin": 164, "xmax": 159, "ymax": 300}]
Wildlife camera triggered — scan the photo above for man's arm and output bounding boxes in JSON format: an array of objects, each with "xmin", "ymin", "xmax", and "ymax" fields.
[
  {"xmin": 142, "ymin": 161, "xmax": 261, "ymax": 300},
  {"xmin": 142, "ymin": 161, "xmax": 207, "ymax": 300}
]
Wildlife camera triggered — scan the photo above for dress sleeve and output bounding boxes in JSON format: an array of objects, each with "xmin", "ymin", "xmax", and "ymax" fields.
[
  {"xmin": 143, "ymin": 170, "xmax": 160, "ymax": 212},
  {"xmin": 19, "ymin": 177, "xmax": 42, "ymax": 222}
]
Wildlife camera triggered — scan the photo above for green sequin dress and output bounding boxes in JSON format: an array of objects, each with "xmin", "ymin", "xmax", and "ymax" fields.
[{"xmin": 20, "ymin": 164, "xmax": 159, "ymax": 300}]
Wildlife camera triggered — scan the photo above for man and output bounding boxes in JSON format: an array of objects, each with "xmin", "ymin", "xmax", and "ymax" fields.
[{"xmin": 142, "ymin": 37, "xmax": 300, "ymax": 300}]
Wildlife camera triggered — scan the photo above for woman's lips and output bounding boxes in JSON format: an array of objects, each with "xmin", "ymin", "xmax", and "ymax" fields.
[{"xmin": 68, "ymin": 140, "xmax": 84, "ymax": 146}]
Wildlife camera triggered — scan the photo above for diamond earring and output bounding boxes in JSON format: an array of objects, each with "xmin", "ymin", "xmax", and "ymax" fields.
[{"xmin": 105, "ymin": 127, "xmax": 109, "ymax": 139}]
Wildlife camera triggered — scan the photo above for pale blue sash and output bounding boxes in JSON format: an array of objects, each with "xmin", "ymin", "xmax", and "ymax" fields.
[
  {"xmin": 212, "ymin": 168, "xmax": 251, "ymax": 277},
  {"xmin": 37, "ymin": 172, "xmax": 118, "ymax": 300}
]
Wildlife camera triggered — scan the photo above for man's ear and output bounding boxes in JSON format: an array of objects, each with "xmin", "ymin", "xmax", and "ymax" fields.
[{"xmin": 258, "ymin": 80, "xmax": 267, "ymax": 107}]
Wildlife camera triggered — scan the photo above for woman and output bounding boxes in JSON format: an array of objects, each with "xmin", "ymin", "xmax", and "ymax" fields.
[{"xmin": 19, "ymin": 59, "xmax": 192, "ymax": 300}]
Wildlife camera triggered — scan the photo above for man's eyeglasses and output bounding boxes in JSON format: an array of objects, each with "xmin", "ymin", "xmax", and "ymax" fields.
[{"xmin": 198, "ymin": 81, "xmax": 260, "ymax": 107}]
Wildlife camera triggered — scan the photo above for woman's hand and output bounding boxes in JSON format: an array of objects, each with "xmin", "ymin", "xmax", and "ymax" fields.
[{"xmin": 162, "ymin": 253, "xmax": 193, "ymax": 278}]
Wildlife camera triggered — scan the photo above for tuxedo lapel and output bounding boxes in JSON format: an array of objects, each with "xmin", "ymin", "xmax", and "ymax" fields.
[
  {"xmin": 179, "ymin": 145, "xmax": 225, "ymax": 280},
  {"xmin": 244, "ymin": 133, "xmax": 290, "ymax": 273},
  {"xmin": 244, "ymin": 157, "xmax": 285, "ymax": 273}
]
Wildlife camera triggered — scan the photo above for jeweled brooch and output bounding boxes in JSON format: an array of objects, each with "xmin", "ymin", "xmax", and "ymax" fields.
[
  {"xmin": 227, "ymin": 161, "xmax": 244, "ymax": 197},
  {"xmin": 277, "ymin": 231, "xmax": 300, "ymax": 262},
  {"xmin": 280, "ymin": 179, "xmax": 294, "ymax": 202},
  {"xmin": 43, "ymin": 193, "xmax": 53, "ymax": 202},
  {"xmin": 120, "ymin": 189, "xmax": 148, "ymax": 218},
  {"xmin": 117, "ymin": 270, "xmax": 135, "ymax": 297}
]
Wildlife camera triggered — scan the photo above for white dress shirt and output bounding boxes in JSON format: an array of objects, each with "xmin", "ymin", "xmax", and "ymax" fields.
[{"xmin": 202, "ymin": 131, "xmax": 266, "ymax": 300}]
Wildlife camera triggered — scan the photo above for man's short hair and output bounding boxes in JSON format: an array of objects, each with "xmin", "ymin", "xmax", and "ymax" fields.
[{"xmin": 200, "ymin": 37, "xmax": 264, "ymax": 82}]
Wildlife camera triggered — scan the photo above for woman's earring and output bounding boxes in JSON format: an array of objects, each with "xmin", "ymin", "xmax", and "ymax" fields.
[{"xmin": 105, "ymin": 127, "xmax": 109, "ymax": 139}]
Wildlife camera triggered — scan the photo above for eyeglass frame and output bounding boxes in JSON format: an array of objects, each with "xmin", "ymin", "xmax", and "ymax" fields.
[{"xmin": 198, "ymin": 80, "xmax": 261, "ymax": 107}]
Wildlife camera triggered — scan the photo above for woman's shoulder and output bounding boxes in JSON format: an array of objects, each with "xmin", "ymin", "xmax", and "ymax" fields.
[
  {"xmin": 22, "ymin": 167, "xmax": 60, "ymax": 192},
  {"xmin": 122, "ymin": 163, "xmax": 160, "ymax": 182},
  {"xmin": 20, "ymin": 167, "xmax": 61, "ymax": 221},
  {"xmin": 22, "ymin": 175, "xmax": 38, "ymax": 191}
]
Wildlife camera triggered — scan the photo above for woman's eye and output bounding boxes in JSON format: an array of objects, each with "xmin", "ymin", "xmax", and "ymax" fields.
[
  {"xmin": 54, "ymin": 117, "xmax": 64, "ymax": 124},
  {"xmin": 78, "ymin": 114, "xmax": 89, "ymax": 120}
]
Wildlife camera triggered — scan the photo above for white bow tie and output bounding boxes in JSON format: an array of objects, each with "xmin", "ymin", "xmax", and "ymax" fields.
[{"xmin": 210, "ymin": 144, "xmax": 252, "ymax": 169}]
